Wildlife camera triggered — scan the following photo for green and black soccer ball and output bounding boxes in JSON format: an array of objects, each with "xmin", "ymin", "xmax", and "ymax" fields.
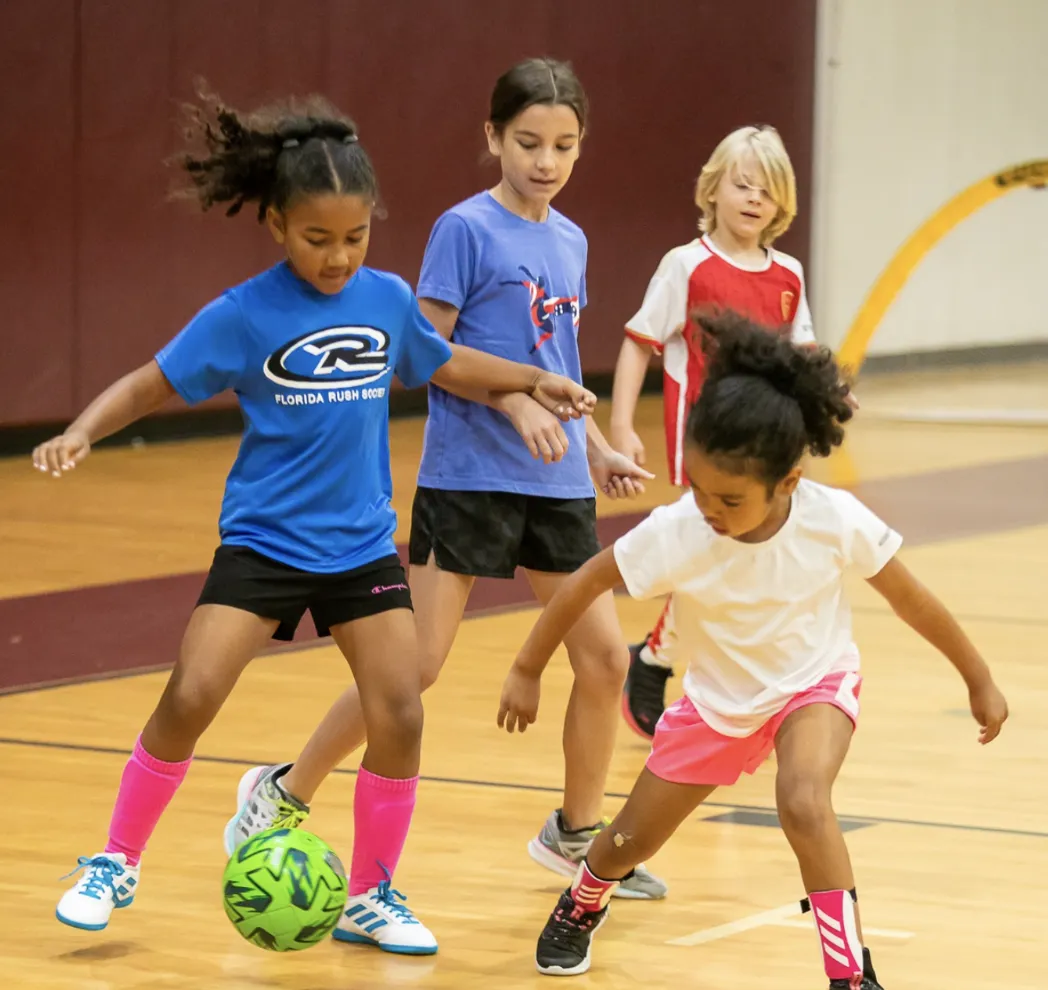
[{"xmin": 222, "ymin": 827, "xmax": 347, "ymax": 951}]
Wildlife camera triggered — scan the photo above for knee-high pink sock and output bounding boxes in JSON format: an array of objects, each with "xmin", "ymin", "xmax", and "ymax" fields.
[
  {"xmin": 350, "ymin": 768, "xmax": 418, "ymax": 895},
  {"xmin": 808, "ymin": 889, "xmax": 864, "ymax": 983},
  {"xmin": 104, "ymin": 736, "xmax": 192, "ymax": 866}
]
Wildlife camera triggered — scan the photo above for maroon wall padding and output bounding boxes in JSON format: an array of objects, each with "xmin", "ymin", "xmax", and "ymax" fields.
[
  {"xmin": 0, "ymin": 0, "xmax": 78, "ymax": 424},
  {"xmin": 1, "ymin": 0, "xmax": 816, "ymax": 426}
]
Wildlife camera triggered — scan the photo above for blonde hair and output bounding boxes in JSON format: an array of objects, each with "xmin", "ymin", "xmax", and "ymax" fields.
[{"xmin": 695, "ymin": 125, "xmax": 797, "ymax": 246}]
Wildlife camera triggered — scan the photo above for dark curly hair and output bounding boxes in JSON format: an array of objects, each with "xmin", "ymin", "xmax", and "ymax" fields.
[
  {"xmin": 172, "ymin": 84, "xmax": 379, "ymax": 222},
  {"xmin": 685, "ymin": 310, "xmax": 854, "ymax": 489}
]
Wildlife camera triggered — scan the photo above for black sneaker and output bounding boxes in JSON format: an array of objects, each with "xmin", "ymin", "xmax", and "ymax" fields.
[
  {"xmin": 829, "ymin": 951, "xmax": 883, "ymax": 990},
  {"xmin": 621, "ymin": 641, "xmax": 672, "ymax": 739},
  {"xmin": 535, "ymin": 890, "xmax": 609, "ymax": 976}
]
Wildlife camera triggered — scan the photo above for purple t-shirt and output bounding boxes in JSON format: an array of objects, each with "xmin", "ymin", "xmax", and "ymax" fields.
[{"xmin": 415, "ymin": 192, "xmax": 594, "ymax": 498}]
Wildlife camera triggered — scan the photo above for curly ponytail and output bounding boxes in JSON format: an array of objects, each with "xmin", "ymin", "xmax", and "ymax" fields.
[
  {"xmin": 173, "ymin": 84, "xmax": 379, "ymax": 222},
  {"xmin": 685, "ymin": 310, "xmax": 853, "ymax": 487}
]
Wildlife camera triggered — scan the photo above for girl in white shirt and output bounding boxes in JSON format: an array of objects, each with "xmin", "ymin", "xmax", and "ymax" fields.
[{"xmin": 498, "ymin": 312, "xmax": 1008, "ymax": 989}]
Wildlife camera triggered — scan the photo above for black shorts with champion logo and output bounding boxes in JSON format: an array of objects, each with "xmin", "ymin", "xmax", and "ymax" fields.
[
  {"xmin": 408, "ymin": 487, "xmax": 601, "ymax": 579},
  {"xmin": 197, "ymin": 545, "xmax": 412, "ymax": 641}
]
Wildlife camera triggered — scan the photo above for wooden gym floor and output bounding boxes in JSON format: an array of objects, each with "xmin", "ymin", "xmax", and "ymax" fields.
[{"xmin": 1, "ymin": 367, "xmax": 1047, "ymax": 989}]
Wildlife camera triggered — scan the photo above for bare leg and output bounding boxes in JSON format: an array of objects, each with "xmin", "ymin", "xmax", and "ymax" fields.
[
  {"xmin": 281, "ymin": 555, "xmax": 472, "ymax": 802},
  {"xmin": 775, "ymin": 702, "xmax": 867, "ymax": 979},
  {"xmin": 526, "ymin": 571, "xmax": 628, "ymax": 830},
  {"xmin": 143, "ymin": 605, "xmax": 277, "ymax": 761},
  {"xmin": 586, "ymin": 768, "xmax": 717, "ymax": 879},
  {"xmin": 774, "ymin": 704, "xmax": 856, "ymax": 893}
]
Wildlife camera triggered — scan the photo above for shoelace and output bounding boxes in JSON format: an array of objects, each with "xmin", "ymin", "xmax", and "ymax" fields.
[
  {"xmin": 374, "ymin": 880, "xmax": 418, "ymax": 923},
  {"xmin": 61, "ymin": 855, "xmax": 124, "ymax": 901},
  {"xmin": 548, "ymin": 900, "xmax": 602, "ymax": 939},
  {"xmin": 271, "ymin": 802, "xmax": 309, "ymax": 830}
]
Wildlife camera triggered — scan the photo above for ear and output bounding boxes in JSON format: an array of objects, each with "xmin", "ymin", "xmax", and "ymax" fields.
[
  {"xmin": 777, "ymin": 466, "xmax": 802, "ymax": 497},
  {"xmin": 484, "ymin": 121, "xmax": 502, "ymax": 159},
  {"xmin": 265, "ymin": 206, "xmax": 286, "ymax": 245}
]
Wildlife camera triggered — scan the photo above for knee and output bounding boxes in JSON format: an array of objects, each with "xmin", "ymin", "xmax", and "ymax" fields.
[
  {"xmin": 573, "ymin": 642, "xmax": 629, "ymax": 697},
  {"xmin": 156, "ymin": 670, "xmax": 224, "ymax": 740},
  {"xmin": 367, "ymin": 689, "xmax": 425, "ymax": 752},
  {"xmin": 418, "ymin": 647, "xmax": 445, "ymax": 693},
  {"xmin": 776, "ymin": 774, "xmax": 835, "ymax": 837}
]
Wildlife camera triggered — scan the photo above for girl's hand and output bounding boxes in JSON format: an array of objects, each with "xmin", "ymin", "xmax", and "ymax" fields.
[
  {"xmin": 498, "ymin": 394, "xmax": 570, "ymax": 463},
  {"xmin": 969, "ymin": 679, "xmax": 1009, "ymax": 744},
  {"xmin": 589, "ymin": 448, "xmax": 654, "ymax": 500},
  {"xmin": 32, "ymin": 430, "xmax": 91, "ymax": 477},
  {"xmin": 610, "ymin": 422, "xmax": 646, "ymax": 467},
  {"xmin": 531, "ymin": 373, "xmax": 597, "ymax": 418},
  {"xmin": 497, "ymin": 664, "xmax": 542, "ymax": 733}
]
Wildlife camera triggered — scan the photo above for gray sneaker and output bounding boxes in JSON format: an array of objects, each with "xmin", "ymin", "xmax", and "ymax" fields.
[
  {"xmin": 526, "ymin": 809, "xmax": 668, "ymax": 900},
  {"xmin": 222, "ymin": 763, "xmax": 309, "ymax": 856}
]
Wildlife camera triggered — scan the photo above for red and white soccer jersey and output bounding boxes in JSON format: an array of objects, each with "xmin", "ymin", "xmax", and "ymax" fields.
[{"xmin": 625, "ymin": 235, "xmax": 815, "ymax": 485}]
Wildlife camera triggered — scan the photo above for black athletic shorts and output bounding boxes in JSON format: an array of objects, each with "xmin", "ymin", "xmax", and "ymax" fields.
[
  {"xmin": 197, "ymin": 545, "xmax": 412, "ymax": 641},
  {"xmin": 408, "ymin": 487, "xmax": 601, "ymax": 579}
]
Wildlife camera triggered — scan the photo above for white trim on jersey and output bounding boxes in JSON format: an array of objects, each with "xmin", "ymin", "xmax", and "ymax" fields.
[{"xmin": 772, "ymin": 250, "xmax": 816, "ymax": 344}]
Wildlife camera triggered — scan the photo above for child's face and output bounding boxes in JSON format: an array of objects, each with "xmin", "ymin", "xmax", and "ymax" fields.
[
  {"xmin": 267, "ymin": 193, "xmax": 373, "ymax": 295},
  {"xmin": 684, "ymin": 444, "xmax": 799, "ymax": 541},
  {"xmin": 710, "ymin": 152, "xmax": 778, "ymax": 246},
  {"xmin": 486, "ymin": 103, "xmax": 582, "ymax": 209}
]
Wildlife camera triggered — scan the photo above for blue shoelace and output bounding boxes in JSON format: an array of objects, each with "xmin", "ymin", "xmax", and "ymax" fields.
[{"xmin": 61, "ymin": 855, "xmax": 124, "ymax": 901}]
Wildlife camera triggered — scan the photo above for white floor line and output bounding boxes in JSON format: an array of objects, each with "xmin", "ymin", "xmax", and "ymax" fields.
[
  {"xmin": 769, "ymin": 918, "xmax": 915, "ymax": 939},
  {"xmin": 667, "ymin": 903, "xmax": 916, "ymax": 947},
  {"xmin": 667, "ymin": 902, "xmax": 803, "ymax": 946}
]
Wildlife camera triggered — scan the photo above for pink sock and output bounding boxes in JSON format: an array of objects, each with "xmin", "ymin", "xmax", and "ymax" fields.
[
  {"xmin": 808, "ymin": 889, "xmax": 864, "ymax": 982},
  {"xmin": 104, "ymin": 737, "xmax": 192, "ymax": 866},
  {"xmin": 350, "ymin": 768, "xmax": 418, "ymax": 895},
  {"xmin": 570, "ymin": 860, "xmax": 619, "ymax": 911}
]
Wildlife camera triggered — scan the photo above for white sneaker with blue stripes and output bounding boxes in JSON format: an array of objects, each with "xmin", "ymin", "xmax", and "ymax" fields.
[
  {"xmin": 56, "ymin": 853, "xmax": 141, "ymax": 931},
  {"xmin": 333, "ymin": 876, "xmax": 437, "ymax": 955}
]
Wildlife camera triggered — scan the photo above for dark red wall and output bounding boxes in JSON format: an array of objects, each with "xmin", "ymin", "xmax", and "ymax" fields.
[{"xmin": 0, "ymin": 0, "xmax": 815, "ymax": 427}]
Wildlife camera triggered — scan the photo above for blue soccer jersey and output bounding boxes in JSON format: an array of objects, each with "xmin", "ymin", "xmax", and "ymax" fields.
[
  {"xmin": 415, "ymin": 192, "xmax": 593, "ymax": 498},
  {"xmin": 156, "ymin": 262, "xmax": 452, "ymax": 572}
]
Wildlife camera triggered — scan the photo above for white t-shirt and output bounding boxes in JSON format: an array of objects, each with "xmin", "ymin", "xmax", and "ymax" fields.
[{"xmin": 613, "ymin": 480, "xmax": 902, "ymax": 737}]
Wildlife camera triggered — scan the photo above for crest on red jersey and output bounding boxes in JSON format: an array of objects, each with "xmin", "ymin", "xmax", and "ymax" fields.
[{"xmin": 780, "ymin": 290, "xmax": 795, "ymax": 321}]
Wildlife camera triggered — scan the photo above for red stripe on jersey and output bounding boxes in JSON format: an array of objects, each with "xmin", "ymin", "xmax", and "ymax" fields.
[{"xmin": 624, "ymin": 327, "xmax": 662, "ymax": 353}]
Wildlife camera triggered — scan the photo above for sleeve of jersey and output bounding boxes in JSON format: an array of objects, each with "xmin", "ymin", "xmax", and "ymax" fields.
[
  {"xmin": 838, "ymin": 492, "xmax": 903, "ymax": 578},
  {"xmin": 790, "ymin": 273, "xmax": 816, "ymax": 345},
  {"xmin": 623, "ymin": 252, "xmax": 688, "ymax": 351},
  {"xmin": 155, "ymin": 294, "xmax": 247, "ymax": 405},
  {"xmin": 395, "ymin": 294, "xmax": 454, "ymax": 389},
  {"xmin": 613, "ymin": 505, "xmax": 686, "ymax": 600},
  {"xmin": 416, "ymin": 213, "xmax": 475, "ymax": 309}
]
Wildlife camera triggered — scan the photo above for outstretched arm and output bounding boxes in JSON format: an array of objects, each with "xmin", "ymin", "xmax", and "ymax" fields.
[
  {"xmin": 867, "ymin": 556, "xmax": 1008, "ymax": 743},
  {"xmin": 498, "ymin": 546, "xmax": 625, "ymax": 733},
  {"xmin": 32, "ymin": 361, "xmax": 176, "ymax": 476},
  {"xmin": 431, "ymin": 342, "xmax": 596, "ymax": 419}
]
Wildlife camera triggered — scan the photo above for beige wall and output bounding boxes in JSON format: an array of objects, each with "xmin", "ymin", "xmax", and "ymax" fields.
[{"xmin": 811, "ymin": 0, "xmax": 1048, "ymax": 357}]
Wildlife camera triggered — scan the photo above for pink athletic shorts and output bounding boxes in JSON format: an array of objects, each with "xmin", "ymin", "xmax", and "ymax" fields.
[{"xmin": 646, "ymin": 670, "xmax": 862, "ymax": 787}]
